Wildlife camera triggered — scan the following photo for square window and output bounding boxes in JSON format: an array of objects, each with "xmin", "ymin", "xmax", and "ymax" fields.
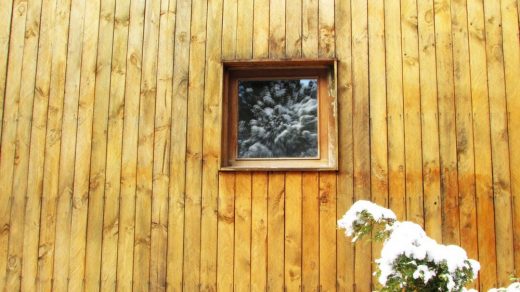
[{"xmin": 220, "ymin": 60, "xmax": 338, "ymax": 171}]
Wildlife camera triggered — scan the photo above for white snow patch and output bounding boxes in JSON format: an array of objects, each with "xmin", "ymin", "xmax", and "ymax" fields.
[
  {"xmin": 337, "ymin": 200, "xmax": 396, "ymax": 238},
  {"xmin": 413, "ymin": 264, "xmax": 436, "ymax": 283}
]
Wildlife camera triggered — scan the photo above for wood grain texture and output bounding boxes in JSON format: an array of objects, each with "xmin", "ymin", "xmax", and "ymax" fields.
[
  {"xmin": 336, "ymin": 0, "xmax": 355, "ymax": 290},
  {"xmin": 52, "ymin": 0, "xmax": 87, "ymax": 288},
  {"xmin": 68, "ymin": 0, "xmax": 100, "ymax": 290},
  {"xmin": 133, "ymin": 0, "xmax": 160, "ymax": 290},
  {"xmin": 302, "ymin": 172, "xmax": 319, "ymax": 291},
  {"xmin": 0, "ymin": 0, "xmax": 28, "ymax": 288},
  {"xmin": 285, "ymin": 172, "xmax": 302, "ymax": 291},
  {"xmin": 417, "ymin": 0, "xmax": 442, "ymax": 243},
  {"xmin": 267, "ymin": 173, "xmax": 285, "ymax": 291},
  {"xmin": 166, "ymin": 0, "xmax": 191, "ymax": 290},
  {"xmin": 4, "ymin": 0, "xmax": 41, "ymax": 289},
  {"xmin": 351, "ymin": 0, "xmax": 372, "ymax": 290},
  {"xmin": 251, "ymin": 172, "xmax": 268, "ymax": 292},
  {"xmin": 451, "ymin": 0, "xmax": 478, "ymax": 267},
  {"xmin": 434, "ymin": 0, "xmax": 460, "ymax": 246},
  {"xmin": 402, "ymin": 0, "xmax": 424, "ymax": 228},
  {"xmin": 84, "ymin": 0, "xmax": 115, "ymax": 290},
  {"xmin": 100, "ymin": 0, "xmax": 131, "ymax": 290},
  {"xmin": 217, "ymin": 173, "xmax": 235, "ymax": 292},
  {"xmin": 0, "ymin": 0, "xmax": 516, "ymax": 290},
  {"xmin": 200, "ymin": 0, "xmax": 222, "ymax": 290},
  {"xmin": 500, "ymin": 0, "xmax": 520, "ymax": 275},
  {"xmin": 150, "ymin": 0, "xmax": 175, "ymax": 290},
  {"xmin": 21, "ymin": 0, "xmax": 55, "ymax": 290},
  {"xmin": 234, "ymin": 173, "xmax": 252, "ymax": 291},
  {"xmin": 467, "ymin": 0, "xmax": 498, "ymax": 288},
  {"xmin": 483, "ymin": 0, "xmax": 515, "ymax": 285},
  {"xmin": 116, "ymin": 0, "xmax": 146, "ymax": 290},
  {"xmin": 385, "ymin": 0, "xmax": 406, "ymax": 222},
  {"xmin": 319, "ymin": 173, "xmax": 336, "ymax": 291},
  {"xmin": 37, "ymin": 0, "xmax": 72, "ymax": 289},
  {"xmin": 269, "ymin": 0, "xmax": 286, "ymax": 58},
  {"xmin": 0, "ymin": 0, "xmax": 14, "ymax": 145}
]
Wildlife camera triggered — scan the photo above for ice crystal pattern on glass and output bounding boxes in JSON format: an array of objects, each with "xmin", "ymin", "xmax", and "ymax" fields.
[{"xmin": 237, "ymin": 79, "xmax": 318, "ymax": 158}]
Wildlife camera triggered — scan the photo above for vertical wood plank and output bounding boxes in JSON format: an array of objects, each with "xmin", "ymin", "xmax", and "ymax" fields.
[
  {"xmin": 234, "ymin": 173, "xmax": 252, "ymax": 291},
  {"xmin": 302, "ymin": 172, "xmax": 319, "ymax": 291},
  {"xmin": 222, "ymin": 0, "xmax": 237, "ymax": 60},
  {"xmin": 285, "ymin": 173, "xmax": 302, "ymax": 291},
  {"xmin": 402, "ymin": 0, "xmax": 424, "ymax": 227},
  {"xmin": 500, "ymin": 0, "xmax": 520, "ymax": 275},
  {"xmin": 0, "ymin": 0, "xmax": 28, "ymax": 288},
  {"xmin": 251, "ymin": 172, "xmax": 268, "ymax": 291},
  {"xmin": 483, "ymin": 0, "xmax": 515, "ymax": 285},
  {"xmin": 37, "ymin": 0, "xmax": 72, "ymax": 289},
  {"xmin": 51, "ymin": 0, "xmax": 87, "ymax": 289},
  {"xmin": 84, "ymin": 0, "xmax": 115, "ymax": 290},
  {"xmin": 253, "ymin": 0, "xmax": 269, "ymax": 58},
  {"xmin": 269, "ymin": 0, "xmax": 286, "ymax": 58},
  {"xmin": 21, "ymin": 0, "xmax": 55, "ymax": 290},
  {"xmin": 467, "ymin": 0, "xmax": 498, "ymax": 288},
  {"xmin": 116, "ymin": 0, "xmax": 146, "ymax": 289},
  {"xmin": 166, "ymin": 0, "xmax": 191, "ymax": 290},
  {"xmin": 501, "ymin": 0, "xmax": 520, "ymax": 271},
  {"xmin": 250, "ymin": 2, "xmax": 268, "ymax": 290},
  {"xmin": 217, "ymin": 173, "xmax": 235, "ymax": 292},
  {"xmin": 4, "ymin": 0, "xmax": 42, "ymax": 289},
  {"xmin": 385, "ymin": 0, "xmax": 406, "ymax": 221},
  {"xmin": 417, "ymin": 0, "xmax": 442, "ymax": 242},
  {"xmin": 319, "ymin": 3, "xmax": 337, "ymax": 288},
  {"xmin": 319, "ymin": 173, "xmax": 336, "ymax": 292},
  {"xmin": 368, "ymin": 0, "xmax": 388, "ymax": 287},
  {"xmin": 302, "ymin": 0, "xmax": 318, "ymax": 58},
  {"xmin": 68, "ymin": 0, "xmax": 101, "ymax": 290},
  {"xmin": 237, "ymin": 0, "xmax": 253, "ymax": 59},
  {"xmin": 100, "ymin": 0, "xmax": 131, "ymax": 290},
  {"xmin": 0, "ymin": 0, "xmax": 14, "ymax": 145},
  {"xmin": 200, "ymin": 0, "xmax": 223, "ymax": 289},
  {"xmin": 230, "ymin": 10, "xmax": 252, "ymax": 292},
  {"xmin": 285, "ymin": 1, "xmax": 302, "ymax": 289},
  {"xmin": 133, "ymin": 0, "xmax": 160, "ymax": 290},
  {"xmin": 219, "ymin": 0, "xmax": 237, "ymax": 290},
  {"xmin": 150, "ymin": 0, "xmax": 175, "ymax": 290},
  {"xmin": 183, "ymin": 0, "xmax": 207, "ymax": 289},
  {"xmin": 267, "ymin": 173, "xmax": 285, "ymax": 291},
  {"xmin": 434, "ymin": 0, "xmax": 461, "ymax": 245},
  {"xmin": 336, "ymin": 0, "xmax": 355, "ymax": 289},
  {"xmin": 286, "ymin": 0, "xmax": 302, "ymax": 58},
  {"xmin": 351, "ymin": 0, "xmax": 371, "ymax": 290},
  {"xmin": 318, "ymin": 0, "xmax": 335, "ymax": 58},
  {"xmin": 451, "ymin": 0, "xmax": 478, "ymax": 264}
]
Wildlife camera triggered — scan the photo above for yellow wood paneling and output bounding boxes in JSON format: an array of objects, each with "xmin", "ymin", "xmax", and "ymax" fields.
[{"xmin": 0, "ymin": 0, "xmax": 518, "ymax": 291}]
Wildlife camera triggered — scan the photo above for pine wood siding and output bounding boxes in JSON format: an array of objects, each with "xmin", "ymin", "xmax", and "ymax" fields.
[{"xmin": 0, "ymin": 0, "xmax": 519, "ymax": 291}]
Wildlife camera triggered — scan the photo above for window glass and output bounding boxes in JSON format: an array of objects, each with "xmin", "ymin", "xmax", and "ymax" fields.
[{"xmin": 237, "ymin": 79, "xmax": 319, "ymax": 158}]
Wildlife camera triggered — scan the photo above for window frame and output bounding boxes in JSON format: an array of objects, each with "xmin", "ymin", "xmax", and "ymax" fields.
[{"xmin": 220, "ymin": 59, "xmax": 338, "ymax": 171}]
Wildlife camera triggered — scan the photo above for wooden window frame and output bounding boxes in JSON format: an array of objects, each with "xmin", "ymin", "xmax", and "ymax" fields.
[{"xmin": 220, "ymin": 59, "xmax": 338, "ymax": 171}]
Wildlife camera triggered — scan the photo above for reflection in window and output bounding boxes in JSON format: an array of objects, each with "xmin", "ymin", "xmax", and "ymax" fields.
[{"xmin": 237, "ymin": 79, "xmax": 318, "ymax": 158}]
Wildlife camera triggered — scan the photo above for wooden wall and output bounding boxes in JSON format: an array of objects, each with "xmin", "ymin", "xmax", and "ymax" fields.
[{"xmin": 0, "ymin": 0, "xmax": 519, "ymax": 291}]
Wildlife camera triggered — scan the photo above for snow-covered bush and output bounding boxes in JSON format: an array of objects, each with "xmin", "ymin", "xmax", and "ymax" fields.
[{"xmin": 338, "ymin": 200, "xmax": 480, "ymax": 292}]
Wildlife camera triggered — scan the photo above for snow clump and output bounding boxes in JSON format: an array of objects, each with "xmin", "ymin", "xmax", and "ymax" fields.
[
  {"xmin": 337, "ymin": 200, "xmax": 396, "ymax": 239},
  {"xmin": 338, "ymin": 200, "xmax": 480, "ymax": 291}
]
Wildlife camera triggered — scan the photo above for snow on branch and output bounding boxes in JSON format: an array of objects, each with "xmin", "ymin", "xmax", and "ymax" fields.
[{"xmin": 338, "ymin": 200, "xmax": 481, "ymax": 292}]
